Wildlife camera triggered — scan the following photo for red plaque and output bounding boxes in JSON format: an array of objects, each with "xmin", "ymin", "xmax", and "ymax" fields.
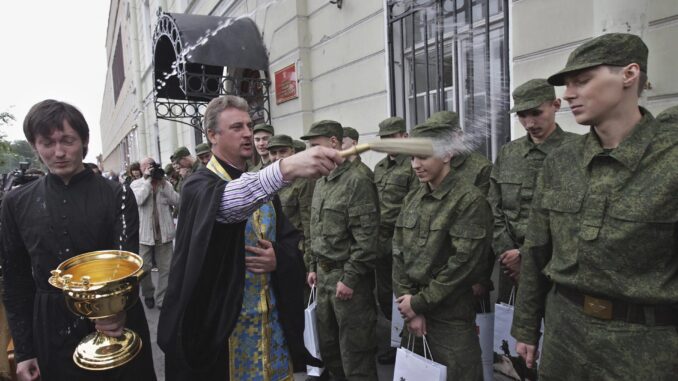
[{"xmin": 274, "ymin": 64, "xmax": 298, "ymax": 104}]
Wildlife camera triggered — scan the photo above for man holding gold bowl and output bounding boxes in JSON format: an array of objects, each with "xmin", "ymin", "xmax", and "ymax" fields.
[{"xmin": 0, "ymin": 100, "xmax": 156, "ymax": 380}]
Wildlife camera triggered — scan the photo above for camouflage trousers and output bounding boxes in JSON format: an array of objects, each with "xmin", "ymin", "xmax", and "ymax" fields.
[
  {"xmin": 401, "ymin": 316, "xmax": 482, "ymax": 381},
  {"xmin": 316, "ymin": 267, "xmax": 378, "ymax": 381},
  {"xmin": 540, "ymin": 288, "xmax": 678, "ymax": 381},
  {"xmin": 374, "ymin": 253, "xmax": 393, "ymax": 320}
]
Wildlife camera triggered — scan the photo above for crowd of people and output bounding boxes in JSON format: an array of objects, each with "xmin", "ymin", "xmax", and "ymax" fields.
[{"xmin": 0, "ymin": 32, "xmax": 676, "ymax": 381}]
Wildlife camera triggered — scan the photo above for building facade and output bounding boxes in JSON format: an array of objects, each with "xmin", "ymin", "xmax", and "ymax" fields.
[{"xmin": 100, "ymin": 0, "xmax": 678, "ymax": 173}]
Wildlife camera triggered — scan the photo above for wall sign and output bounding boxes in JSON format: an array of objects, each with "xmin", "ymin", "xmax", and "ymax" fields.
[{"xmin": 274, "ymin": 63, "xmax": 298, "ymax": 104}]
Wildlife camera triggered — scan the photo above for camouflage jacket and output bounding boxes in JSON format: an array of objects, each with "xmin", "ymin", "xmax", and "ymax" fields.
[
  {"xmin": 309, "ymin": 160, "xmax": 380, "ymax": 288},
  {"xmin": 450, "ymin": 151, "xmax": 492, "ymax": 196},
  {"xmin": 393, "ymin": 171, "xmax": 493, "ymax": 317},
  {"xmin": 351, "ymin": 156, "xmax": 374, "ymax": 181},
  {"xmin": 373, "ymin": 154, "xmax": 418, "ymax": 257},
  {"xmin": 512, "ymin": 109, "xmax": 678, "ymax": 344},
  {"xmin": 279, "ymin": 177, "xmax": 315, "ymax": 267},
  {"xmin": 488, "ymin": 126, "xmax": 577, "ymax": 255}
]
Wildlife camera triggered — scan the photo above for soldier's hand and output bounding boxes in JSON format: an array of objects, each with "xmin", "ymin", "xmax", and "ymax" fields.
[
  {"xmin": 500, "ymin": 249, "xmax": 521, "ymax": 279},
  {"xmin": 95, "ymin": 311, "xmax": 127, "ymax": 337},
  {"xmin": 516, "ymin": 341, "xmax": 539, "ymax": 369},
  {"xmin": 279, "ymin": 146, "xmax": 344, "ymax": 181},
  {"xmin": 335, "ymin": 281, "xmax": 354, "ymax": 300},
  {"xmin": 307, "ymin": 272, "xmax": 317, "ymax": 287},
  {"xmin": 407, "ymin": 315, "xmax": 427, "ymax": 337},
  {"xmin": 396, "ymin": 294, "xmax": 416, "ymax": 320},
  {"xmin": 245, "ymin": 239, "xmax": 277, "ymax": 273},
  {"xmin": 16, "ymin": 358, "xmax": 40, "ymax": 381},
  {"xmin": 471, "ymin": 283, "xmax": 487, "ymax": 297}
]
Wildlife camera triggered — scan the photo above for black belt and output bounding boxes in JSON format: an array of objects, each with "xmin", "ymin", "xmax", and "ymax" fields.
[{"xmin": 557, "ymin": 285, "xmax": 677, "ymax": 326}]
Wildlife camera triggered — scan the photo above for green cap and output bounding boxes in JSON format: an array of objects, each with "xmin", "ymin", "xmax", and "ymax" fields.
[
  {"xmin": 377, "ymin": 117, "xmax": 406, "ymax": 136},
  {"xmin": 300, "ymin": 120, "xmax": 343, "ymax": 140},
  {"xmin": 509, "ymin": 79, "xmax": 556, "ymax": 113},
  {"xmin": 253, "ymin": 123, "xmax": 275, "ymax": 135},
  {"xmin": 293, "ymin": 140, "xmax": 306, "ymax": 152},
  {"xmin": 195, "ymin": 142, "xmax": 210, "ymax": 156},
  {"xmin": 267, "ymin": 134, "xmax": 294, "ymax": 149},
  {"xmin": 426, "ymin": 111, "xmax": 461, "ymax": 132},
  {"xmin": 342, "ymin": 127, "xmax": 359, "ymax": 141},
  {"xmin": 172, "ymin": 146, "xmax": 190, "ymax": 162},
  {"xmin": 410, "ymin": 121, "xmax": 453, "ymax": 139},
  {"xmin": 548, "ymin": 33, "xmax": 648, "ymax": 86}
]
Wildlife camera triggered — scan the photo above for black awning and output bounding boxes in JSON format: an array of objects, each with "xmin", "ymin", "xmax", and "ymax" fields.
[
  {"xmin": 169, "ymin": 13, "xmax": 269, "ymax": 71},
  {"xmin": 152, "ymin": 12, "xmax": 269, "ymax": 100}
]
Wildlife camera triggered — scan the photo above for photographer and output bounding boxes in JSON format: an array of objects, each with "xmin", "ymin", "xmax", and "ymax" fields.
[{"xmin": 130, "ymin": 157, "xmax": 180, "ymax": 309}]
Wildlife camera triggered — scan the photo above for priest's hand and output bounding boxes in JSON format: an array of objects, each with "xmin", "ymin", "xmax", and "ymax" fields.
[
  {"xmin": 335, "ymin": 281, "xmax": 353, "ymax": 300},
  {"xmin": 95, "ymin": 311, "xmax": 127, "ymax": 337},
  {"xmin": 245, "ymin": 239, "xmax": 277, "ymax": 273},
  {"xmin": 279, "ymin": 146, "xmax": 343, "ymax": 181},
  {"xmin": 17, "ymin": 358, "xmax": 40, "ymax": 381}
]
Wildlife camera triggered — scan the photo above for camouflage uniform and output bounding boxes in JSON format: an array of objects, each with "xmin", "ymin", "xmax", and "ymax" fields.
[
  {"xmin": 656, "ymin": 104, "xmax": 678, "ymax": 125},
  {"xmin": 279, "ymin": 179, "xmax": 315, "ymax": 265},
  {"xmin": 490, "ymin": 79, "xmax": 577, "ymax": 303},
  {"xmin": 373, "ymin": 117, "xmax": 418, "ymax": 319},
  {"xmin": 350, "ymin": 156, "xmax": 374, "ymax": 180},
  {"xmin": 512, "ymin": 33, "xmax": 678, "ymax": 380},
  {"xmin": 305, "ymin": 121, "xmax": 380, "ymax": 381},
  {"xmin": 393, "ymin": 122, "xmax": 492, "ymax": 381}
]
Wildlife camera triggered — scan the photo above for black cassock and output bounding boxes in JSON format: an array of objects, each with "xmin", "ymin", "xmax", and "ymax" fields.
[
  {"xmin": 0, "ymin": 169, "xmax": 156, "ymax": 381},
  {"xmin": 158, "ymin": 162, "xmax": 311, "ymax": 381}
]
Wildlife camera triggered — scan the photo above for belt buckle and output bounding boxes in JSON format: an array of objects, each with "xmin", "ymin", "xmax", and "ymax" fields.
[{"xmin": 583, "ymin": 295, "xmax": 613, "ymax": 320}]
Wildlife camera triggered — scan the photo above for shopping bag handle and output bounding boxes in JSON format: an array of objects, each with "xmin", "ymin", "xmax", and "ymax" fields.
[
  {"xmin": 508, "ymin": 286, "xmax": 516, "ymax": 306},
  {"xmin": 405, "ymin": 333, "xmax": 436, "ymax": 362},
  {"xmin": 307, "ymin": 285, "xmax": 317, "ymax": 307}
]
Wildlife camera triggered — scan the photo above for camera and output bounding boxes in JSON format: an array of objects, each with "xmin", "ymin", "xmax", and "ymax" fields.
[{"xmin": 149, "ymin": 162, "xmax": 165, "ymax": 180}]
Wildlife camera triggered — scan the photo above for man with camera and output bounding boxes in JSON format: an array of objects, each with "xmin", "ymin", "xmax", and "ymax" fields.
[{"xmin": 130, "ymin": 157, "xmax": 180, "ymax": 309}]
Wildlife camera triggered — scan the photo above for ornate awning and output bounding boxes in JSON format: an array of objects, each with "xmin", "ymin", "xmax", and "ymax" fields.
[{"xmin": 152, "ymin": 11, "xmax": 271, "ymax": 130}]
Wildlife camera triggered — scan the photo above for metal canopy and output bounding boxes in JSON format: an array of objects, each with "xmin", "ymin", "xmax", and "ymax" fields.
[{"xmin": 152, "ymin": 11, "xmax": 271, "ymax": 131}]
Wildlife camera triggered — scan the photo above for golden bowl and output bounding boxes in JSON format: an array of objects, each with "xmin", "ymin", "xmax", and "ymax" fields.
[{"xmin": 49, "ymin": 250, "xmax": 146, "ymax": 370}]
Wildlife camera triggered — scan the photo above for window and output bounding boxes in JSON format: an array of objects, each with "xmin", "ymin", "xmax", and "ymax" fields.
[
  {"xmin": 112, "ymin": 30, "xmax": 126, "ymax": 103},
  {"xmin": 387, "ymin": 0, "xmax": 510, "ymax": 159}
]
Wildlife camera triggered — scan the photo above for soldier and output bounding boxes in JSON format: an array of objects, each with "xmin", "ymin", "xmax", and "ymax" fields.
[
  {"xmin": 372, "ymin": 116, "xmax": 417, "ymax": 364},
  {"xmin": 293, "ymin": 139, "xmax": 307, "ymax": 153},
  {"xmin": 512, "ymin": 33, "xmax": 678, "ymax": 379},
  {"xmin": 393, "ymin": 121, "xmax": 492, "ymax": 381},
  {"xmin": 268, "ymin": 134, "xmax": 316, "ymax": 266},
  {"xmin": 489, "ymin": 79, "xmax": 577, "ymax": 303},
  {"xmin": 656, "ymin": 104, "xmax": 678, "ymax": 125},
  {"xmin": 194, "ymin": 142, "xmax": 212, "ymax": 165},
  {"xmin": 426, "ymin": 111, "xmax": 494, "ymax": 311},
  {"xmin": 304, "ymin": 120, "xmax": 380, "ymax": 381},
  {"xmin": 251, "ymin": 123, "xmax": 274, "ymax": 171},
  {"xmin": 341, "ymin": 126, "xmax": 374, "ymax": 180},
  {"xmin": 172, "ymin": 146, "xmax": 201, "ymax": 193}
]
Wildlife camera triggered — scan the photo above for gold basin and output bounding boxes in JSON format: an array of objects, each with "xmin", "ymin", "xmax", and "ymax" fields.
[{"xmin": 49, "ymin": 250, "xmax": 146, "ymax": 370}]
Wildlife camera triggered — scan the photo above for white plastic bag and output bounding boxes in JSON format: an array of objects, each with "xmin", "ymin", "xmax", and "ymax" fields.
[
  {"xmin": 304, "ymin": 286, "xmax": 324, "ymax": 376},
  {"xmin": 393, "ymin": 335, "xmax": 446, "ymax": 381}
]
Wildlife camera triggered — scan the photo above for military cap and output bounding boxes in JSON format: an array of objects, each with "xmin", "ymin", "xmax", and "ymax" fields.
[
  {"xmin": 548, "ymin": 33, "xmax": 648, "ymax": 86},
  {"xmin": 293, "ymin": 140, "xmax": 306, "ymax": 152},
  {"xmin": 267, "ymin": 134, "xmax": 294, "ymax": 149},
  {"xmin": 195, "ymin": 142, "xmax": 210, "ymax": 156},
  {"xmin": 377, "ymin": 117, "xmax": 406, "ymax": 136},
  {"xmin": 300, "ymin": 120, "xmax": 343, "ymax": 140},
  {"xmin": 426, "ymin": 111, "xmax": 461, "ymax": 132},
  {"xmin": 509, "ymin": 79, "xmax": 556, "ymax": 113},
  {"xmin": 252, "ymin": 123, "xmax": 275, "ymax": 135},
  {"xmin": 410, "ymin": 121, "xmax": 453, "ymax": 139},
  {"xmin": 342, "ymin": 127, "xmax": 360, "ymax": 141},
  {"xmin": 164, "ymin": 164, "xmax": 175, "ymax": 175},
  {"xmin": 172, "ymin": 146, "xmax": 190, "ymax": 162}
]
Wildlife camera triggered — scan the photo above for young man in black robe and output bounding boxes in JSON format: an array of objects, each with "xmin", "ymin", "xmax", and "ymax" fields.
[
  {"xmin": 158, "ymin": 95, "xmax": 342, "ymax": 380},
  {"xmin": 0, "ymin": 100, "xmax": 156, "ymax": 381}
]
